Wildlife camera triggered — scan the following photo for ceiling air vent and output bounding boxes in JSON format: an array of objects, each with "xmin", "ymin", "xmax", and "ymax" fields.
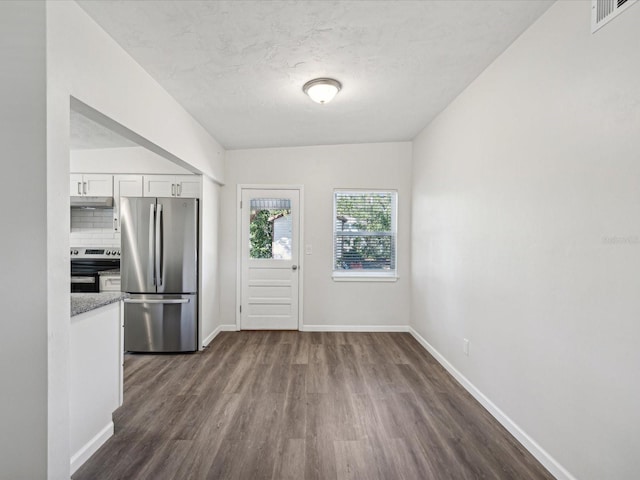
[{"xmin": 592, "ymin": 0, "xmax": 637, "ymax": 33}]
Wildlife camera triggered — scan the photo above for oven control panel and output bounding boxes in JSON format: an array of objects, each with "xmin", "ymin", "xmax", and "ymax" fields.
[{"xmin": 70, "ymin": 247, "xmax": 121, "ymax": 259}]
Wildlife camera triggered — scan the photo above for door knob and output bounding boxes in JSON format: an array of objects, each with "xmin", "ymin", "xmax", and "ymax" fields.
[{"xmin": 292, "ymin": 265, "xmax": 298, "ymax": 271}]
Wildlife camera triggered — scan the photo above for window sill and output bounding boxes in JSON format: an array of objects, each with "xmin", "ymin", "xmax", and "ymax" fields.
[{"xmin": 332, "ymin": 273, "xmax": 399, "ymax": 283}]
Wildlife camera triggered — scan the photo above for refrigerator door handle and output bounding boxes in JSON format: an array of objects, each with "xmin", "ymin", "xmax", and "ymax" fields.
[
  {"xmin": 156, "ymin": 203, "xmax": 164, "ymax": 287},
  {"xmin": 124, "ymin": 298, "xmax": 190, "ymax": 304},
  {"xmin": 149, "ymin": 203, "xmax": 156, "ymax": 286}
]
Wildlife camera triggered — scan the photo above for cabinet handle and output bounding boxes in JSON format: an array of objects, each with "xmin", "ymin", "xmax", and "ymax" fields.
[
  {"xmin": 83, "ymin": 182, "xmax": 87, "ymax": 195},
  {"xmin": 171, "ymin": 184, "xmax": 176, "ymax": 196},
  {"xmin": 114, "ymin": 217, "xmax": 118, "ymax": 231},
  {"xmin": 77, "ymin": 182, "xmax": 82, "ymax": 195},
  {"xmin": 177, "ymin": 183, "xmax": 182, "ymax": 196}
]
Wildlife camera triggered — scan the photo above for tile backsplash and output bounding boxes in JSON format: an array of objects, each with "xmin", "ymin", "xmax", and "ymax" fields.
[{"xmin": 70, "ymin": 209, "xmax": 120, "ymax": 247}]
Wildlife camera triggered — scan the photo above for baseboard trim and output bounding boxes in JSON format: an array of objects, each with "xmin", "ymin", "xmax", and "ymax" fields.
[
  {"xmin": 70, "ymin": 421, "xmax": 114, "ymax": 474},
  {"xmin": 408, "ymin": 327, "xmax": 575, "ymax": 480},
  {"xmin": 301, "ymin": 324, "xmax": 410, "ymax": 332},
  {"xmin": 202, "ymin": 324, "xmax": 238, "ymax": 347}
]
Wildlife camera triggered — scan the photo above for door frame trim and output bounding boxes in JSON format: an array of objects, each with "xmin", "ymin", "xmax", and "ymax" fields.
[{"xmin": 236, "ymin": 184, "xmax": 305, "ymax": 331}]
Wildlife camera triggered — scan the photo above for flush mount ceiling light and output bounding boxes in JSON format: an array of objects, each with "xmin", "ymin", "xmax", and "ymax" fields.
[{"xmin": 302, "ymin": 78, "xmax": 342, "ymax": 104}]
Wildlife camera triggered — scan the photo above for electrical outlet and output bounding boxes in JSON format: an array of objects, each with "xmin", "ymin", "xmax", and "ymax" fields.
[{"xmin": 463, "ymin": 338, "xmax": 470, "ymax": 356}]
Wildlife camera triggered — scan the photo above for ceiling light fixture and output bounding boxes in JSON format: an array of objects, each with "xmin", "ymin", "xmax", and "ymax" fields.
[{"xmin": 302, "ymin": 78, "xmax": 342, "ymax": 104}]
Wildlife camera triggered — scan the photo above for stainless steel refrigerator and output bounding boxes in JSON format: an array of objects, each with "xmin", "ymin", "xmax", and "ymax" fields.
[{"xmin": 120, "ymin": 197, "xmax": 198, "ymax": 353}]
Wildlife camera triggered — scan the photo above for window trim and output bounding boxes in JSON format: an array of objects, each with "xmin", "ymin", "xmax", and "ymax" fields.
[{"xmin": 332, "ymin": 189, "xmax": 398, "ymax": 281}]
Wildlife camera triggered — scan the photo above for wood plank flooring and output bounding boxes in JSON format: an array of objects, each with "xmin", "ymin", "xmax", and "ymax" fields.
[{"xmin": 73, "ymin": 332, "xmax": 554, "ymax": 480}]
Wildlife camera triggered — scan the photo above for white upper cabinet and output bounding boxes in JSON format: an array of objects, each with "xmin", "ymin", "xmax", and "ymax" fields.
[
  {"xmin": 174, "ymin": 175, "xmax": 200, "ymax": 198},
  {"xmin": 70, "ymin": 174, "xmax": 113, "ymax": 197},
  {"xmin": 144, "ymin": 175, "xmax": 174, "ymax": 197},
  {"xmin": 70, "ymin": 174, "xmax": 83, "ymax": 197},
  {"xmin": 85, "ymin": 175, "xmax": 113, "ymax": 196},
  {"xmin": 113, "ymin": 175, "xmax": 143, "ymax": 232},
  {"xmin": 143, "ymin": 175, "xmax": 200, "ymax": 198}
]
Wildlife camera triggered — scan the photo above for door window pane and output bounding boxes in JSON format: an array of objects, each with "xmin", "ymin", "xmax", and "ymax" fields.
[{"xmin": 249, "ymin": 198, "xmax": 292, "ymax": 260}]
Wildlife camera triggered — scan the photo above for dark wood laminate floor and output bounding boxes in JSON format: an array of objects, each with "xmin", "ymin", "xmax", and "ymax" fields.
[{"xmin": 73, "ymin": 332, "xmax": 553, "ymax": 480}]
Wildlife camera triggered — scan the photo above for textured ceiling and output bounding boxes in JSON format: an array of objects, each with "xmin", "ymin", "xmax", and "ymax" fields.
[
  {"xmin": 77, "ymin": 0, "xmax": 554, "ymax": 150},
  {"xmin": 70, "ymin": 109, "xmax": 138, "ymax": 150}
]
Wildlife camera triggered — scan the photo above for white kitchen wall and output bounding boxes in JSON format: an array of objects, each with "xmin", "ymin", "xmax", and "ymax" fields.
[
  {"xmin": 201, "ymin": 177, "xmax": 222, "ymax": 345},
  {"xmin": 70, "ymin": 146, "xmax": 192, "ymax": 174},
  {"xmin": 222, "ymin": 142, "xmax": 412, "ymax": 330},
  {"xmin": 45, "ymin": 2, "xmax": 226, "ymax": 477},
  {"xmin": 0, "ymin": 2, "xmax": 47, "ymax": 478},
  {"xmin": 411, "ymin": 2, "xmax": 640, "ymax": 479},
  {"xmin": 70, "ymin": 209, "xmax": 119, "ymax": 247}
]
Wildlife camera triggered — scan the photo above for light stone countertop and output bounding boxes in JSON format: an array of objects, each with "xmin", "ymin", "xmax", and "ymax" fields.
[{"xmin": 71, "ymin": 292, "xmax": 127, "ymax": 317}]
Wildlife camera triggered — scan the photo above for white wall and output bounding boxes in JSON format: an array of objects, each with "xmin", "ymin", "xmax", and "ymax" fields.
[
  {"xmin": 45, "ymin": 2, "xmax": 225, "ymax": 477},
  {"xmin": 49, "ymin": 2, "xmax": 224, "ymax": 182},
  {"xmin": 201, "ymin": 177, "xmax": 222, "ymax": 344},
  {"xmin": 70, "ymin": 146, "xmax": 192, "ymax": 174},
  {"xmin": 0, "ymin": 2, "xmax": 47, "ymax": 478},
  {"xmin": 411, "ymin": 2, "xmax": 640, "ymax": 479},
  {"xmin": 222, "ymin": 142, "xmax": 412, "ymax": 329}
]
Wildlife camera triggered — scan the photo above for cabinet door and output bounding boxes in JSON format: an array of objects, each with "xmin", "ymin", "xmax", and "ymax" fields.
[
  {"xmin": 85, "ymin": 174, "xmax": 113, "ymax": 197},
  {"xmin": 70, "ymin": 174, "xmax": 83, "ymax": 197},
  {"xmin": 144, "ymin": 175, "xmax": 175, "ymax": 197},
  {"xmin": 113, "ymin": 175, "xmax": 143, "ymax": 232},
  {"xmin": 175, "ymin": 175, "xmax": 200, "ymax": 198}
]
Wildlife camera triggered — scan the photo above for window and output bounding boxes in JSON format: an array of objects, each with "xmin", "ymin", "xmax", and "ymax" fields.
[
  {"xmin": 333, "ymin": 190, "xmax": 397, "ymax": 280},
  {"xmin": 249, "ymin": 198, "xmax": 292, "ymax": 260}
]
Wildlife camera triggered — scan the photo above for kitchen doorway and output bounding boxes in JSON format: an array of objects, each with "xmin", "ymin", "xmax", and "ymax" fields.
[{"xmin": 237, "ymin": 186, "xmax": 303, "ymax": 330}]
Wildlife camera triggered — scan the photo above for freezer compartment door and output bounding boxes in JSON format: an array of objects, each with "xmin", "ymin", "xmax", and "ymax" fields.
[
  {"xmin": 121, "ymin": 197, "xmax": 158, "ymax": 293},
  {"xmin": 124, "ymin": 294, "xmax": 197, "ymax": 353},
  {"xmin": 156, "ymin": 198, "xmax": 198, "ymax": 294}
]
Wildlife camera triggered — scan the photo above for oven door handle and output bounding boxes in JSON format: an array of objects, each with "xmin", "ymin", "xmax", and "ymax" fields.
[{"xmin": 71, "ymin": 276, "xmax": 96, "ymax": 284}]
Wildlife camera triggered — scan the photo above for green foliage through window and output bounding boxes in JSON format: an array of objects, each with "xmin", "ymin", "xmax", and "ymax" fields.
[
  {"xmin": 250, "ymin": 208, "xmax": 289, "ymax": 259},
  {"xmin": 334, "ymin": 191, "xmax": 396, "ymax": 272}
]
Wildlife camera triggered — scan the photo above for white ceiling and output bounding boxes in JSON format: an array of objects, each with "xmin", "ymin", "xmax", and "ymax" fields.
[
  {"xmin": 77, "ymin": 0, "xmax": 554, "ymax": 150},
  {"xmin": 70, "ymin": 109, "xmax": 138, "ymax": 150}
]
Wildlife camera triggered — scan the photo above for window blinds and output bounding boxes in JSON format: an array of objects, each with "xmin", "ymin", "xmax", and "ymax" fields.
[{"xmin": 333, "ymin": 191, "xmax": 397, "ymax": 273}]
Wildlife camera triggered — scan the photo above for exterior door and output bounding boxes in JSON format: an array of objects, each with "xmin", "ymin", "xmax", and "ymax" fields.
[{"xmin": 241, "ymin": 188, "xmax": 300, "ymax": 330}]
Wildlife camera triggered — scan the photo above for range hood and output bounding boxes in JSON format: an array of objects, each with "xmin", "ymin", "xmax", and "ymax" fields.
[{"xmin": 70, "ymin": 196, "xmax": 114, "ymax": 209}]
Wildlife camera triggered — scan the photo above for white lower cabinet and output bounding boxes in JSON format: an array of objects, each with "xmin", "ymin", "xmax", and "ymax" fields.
[{"xmin": 70, "ymin": 302, "xmax": 122, "ymax": 474}]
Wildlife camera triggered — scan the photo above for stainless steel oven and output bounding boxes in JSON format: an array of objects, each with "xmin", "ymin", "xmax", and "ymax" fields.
[{"xmin": 71, "ymin": 247, "xmax": 121, "ymax": 292}]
